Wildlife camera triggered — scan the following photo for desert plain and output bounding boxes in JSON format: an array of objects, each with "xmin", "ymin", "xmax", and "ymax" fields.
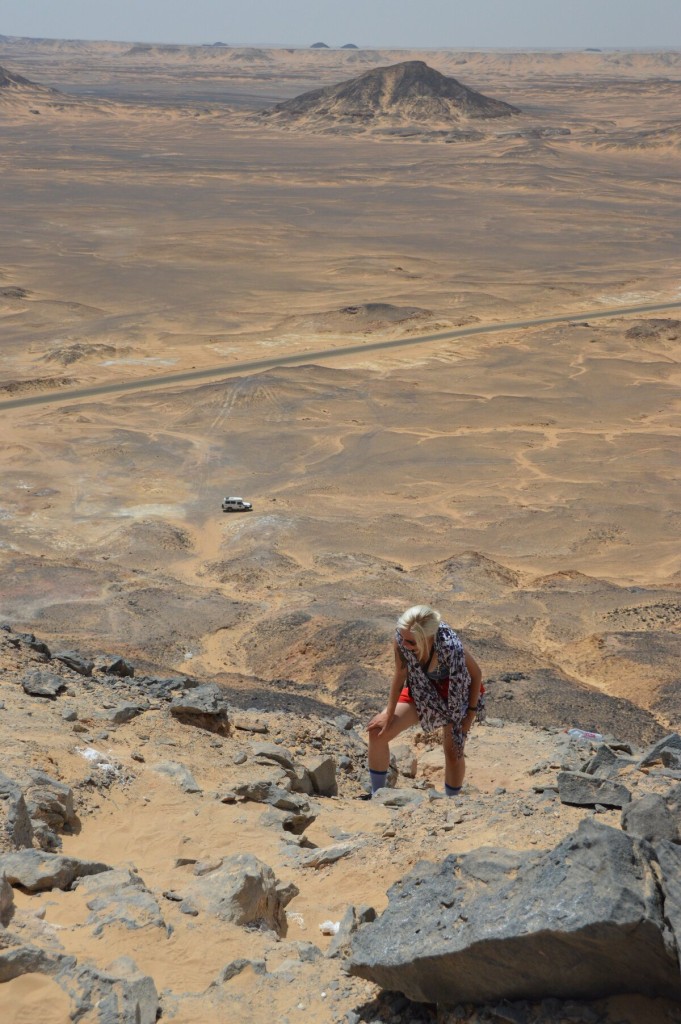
[{"xmin": 1, "ymin": 36, "xmax": 681, "ymax": 1024}]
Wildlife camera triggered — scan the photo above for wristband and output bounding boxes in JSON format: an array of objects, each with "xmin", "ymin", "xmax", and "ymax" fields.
[{"xmin": 467, "ymin": 705, "xmax": 478, "ymax": 712}]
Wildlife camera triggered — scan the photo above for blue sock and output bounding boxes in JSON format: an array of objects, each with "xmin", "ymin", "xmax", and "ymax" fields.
[
  {"xmin": 370, "ymin": 769, "xmax": 388, "ymax": 794},
  {"xmin": 445, "ymin": 783, "xmax": 462, "ymax": 797}
]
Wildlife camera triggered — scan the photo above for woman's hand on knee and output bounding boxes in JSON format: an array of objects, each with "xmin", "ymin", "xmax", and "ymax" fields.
[{"xmin": 367, "ymin": 710, "xmax": 393, "ymax": 737}]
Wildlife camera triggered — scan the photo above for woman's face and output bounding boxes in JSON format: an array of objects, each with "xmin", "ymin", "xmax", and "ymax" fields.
[{"xmin": 399, "ymin": 631, "xmax": 417, "ymax": 649}]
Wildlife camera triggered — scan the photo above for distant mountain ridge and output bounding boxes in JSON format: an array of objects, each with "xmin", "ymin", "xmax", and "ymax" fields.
[
  {"xmin": 0, "ymin": 64, "xmax": 58, "ymax": 96},
  {"xmin": 267, "ymin": 60, "xmax": 520, "ymax": 123}
]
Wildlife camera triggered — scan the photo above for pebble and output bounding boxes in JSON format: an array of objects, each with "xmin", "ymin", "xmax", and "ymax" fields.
[{"xmin": 233, "ymin": 751, "xmax": 248, "ymax": 765}]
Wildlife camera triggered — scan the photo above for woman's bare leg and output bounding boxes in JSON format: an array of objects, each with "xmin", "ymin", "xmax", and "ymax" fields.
[
  {"xmin": 368, "ymin": 702, "xmax": 419, "ymax": 773},
  {"xmin": 442, "ymin": 723, "xmax": 466, "ymax": 790}
]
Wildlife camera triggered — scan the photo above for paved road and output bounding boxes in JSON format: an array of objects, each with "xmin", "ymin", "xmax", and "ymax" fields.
[{"xmin": 2, "ymin": 298, "xmax": 681, "ymax": 412}]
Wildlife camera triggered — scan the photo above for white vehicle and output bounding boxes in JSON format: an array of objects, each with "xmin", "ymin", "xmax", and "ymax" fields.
[{"xmin": 221, "ymin": 496, "xmax": 253, "ymax": 513}]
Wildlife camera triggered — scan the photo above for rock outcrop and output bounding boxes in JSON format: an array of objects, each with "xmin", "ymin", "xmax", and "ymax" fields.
[
  {"xmin": 349, "ymin": 819, "xmax": 681, "ymax": 1004},
  {"xmin": 266, "ymin": 60, "xmax": 520, "ymax": 125}
]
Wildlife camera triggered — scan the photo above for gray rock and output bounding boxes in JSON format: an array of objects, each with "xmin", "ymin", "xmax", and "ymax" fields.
[
  {"xmin": 52, "ymin": 651, "xmax": 94, "ymax": 676},
  {"xmin": 305, "ymin": 755, "xmax": 338, "ymax": 796},
  {"xmin": 252, "ymin": 742, "xmax": 296, "ymax": 770},
  {"xmin": 392, "ymin": 743, "xmax": 418, "ymax": 779},
  {"xmin": 621, "ymin": 794, "xmax": 680, "ymax": 844},
  {"xmin": 185, "ymin": 853, "xmax": 298, "ymax": 934},
  {"xmin": 332, "ymin": 714, "xmax": 355, "ymax": 732},
  {"xmin": 0, "ymin": 940, "xmax": 75, "ymax": 984},
  {"xmin": 372, "ymin": 788, "xmax": 424, "ymax": 808},
  {"xmin": 152, "ymin": 761, "xmax": 202, "ymax": 794},
  {"xmin": 348, "ymin": 820, "xmax": 681, "ymax": 1004},
  {"xmin": 97, "ymin": 656, "xmax": 135, "ymax": 678},
  {"xmin": 233, "ymin": 779, "xmax": 311, "ymax": 814},
  {"xmin": 327, "ymin": 904, "xmax": 376, "ymax": 959},
  {"xmin": 298, "ymin": 842, "xmax": 359, "ymax": 869},
  {"xmin": 212, "ymin": 957, "xmax": 267, "ymax": 985},
  {"xmin": 289, "ymin": 940, "xmax": 322, "ymax": 963},
  {"xmin": 654, "ymin": 840, "xmax": 681, "ymax": 953},
  {"xmin": 661, "ymin": 747, "xmax": 681, "ymax": 770},
  {"xmin": 76, "ymin": 869, "xmax": 166, "ymax": 935},
  {"xmin": 233, "ymin": 751, "xmax": 248, "ymax": 766},
  {"xmin": 581, "ymin": 744, "xmax": 628, "ymax": 779},
  {"xmin": 0, "ymin": 849, "xmax": 111, "ymax": 893},
  {"xmin": 56, "ymin": 955, "xmax": 159, "ymax": 1024},
  {"xmin": 232, "ymin": 716, "xmax": 268, "ymax": 733},
  {"xmin": 107, "ymin": 703, "xmax": 144, "ymax": 725},
  {"xmin": 0, "ymin": 872, "xmax": 13, "ymax": 925},
  {"xmin": 169, "ymin": 684, "xmax": 229, "ymax": 735},
  {"xmin": 259, "ymin": 806, "xmax": 317, "ymax": 836},
  {"xmin": 61, "ymin": 707, "xmax": 78, "ymax": 722},
  {"xmin": 22, "ymin": 670, "xmax": 65, "ymax": 698},
  {"xmin": 22, "ymin": 770, "xmax": 76, "ymax": 852},
  {"xmin": 557, "ymin": 771, "xmax": 631, "ymax": 808},
  {"xmin": 286, "ymin": 765, "xmax": 315, "ymax": 795},
  {"xmin": 639, "ymin": 733, "xmax": 681, "ymax": 768},
  {"xmin": 0, "ymin": 771, "xmax": 33, "ymax": 851}
]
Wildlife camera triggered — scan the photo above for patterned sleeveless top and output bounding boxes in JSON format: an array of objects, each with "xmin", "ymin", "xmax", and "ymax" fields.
[{"xmin": 395, "ymin": 623, "xmax": 472, "ymax": 756}]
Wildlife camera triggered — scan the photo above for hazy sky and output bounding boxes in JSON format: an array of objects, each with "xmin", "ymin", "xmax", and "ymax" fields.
[{"xmin": 1, "ymin": 0, "xmax": 680, "ymax": 49}]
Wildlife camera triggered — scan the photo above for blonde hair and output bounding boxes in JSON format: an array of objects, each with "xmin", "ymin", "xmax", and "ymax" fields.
[{"xmin": 397, "ymin": 605, "xmax": 441, "ymax": 661}]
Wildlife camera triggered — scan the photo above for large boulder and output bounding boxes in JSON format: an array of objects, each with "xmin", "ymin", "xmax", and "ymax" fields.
[
  {"xmin": 621, "ymin": 794, "xmax": 680, "ymax": 844},
  {"xmin": 557, "ymin": 770, "xmax": 631, "ymax": 808},
  {"xmin": 169, "ymin": 684, "xmax": 230, "ymax": 735},
  {"xmin": 305, "ymin": 754, "xmax": 338, "ymax": 796},
  {"xmin": 233, "ymin": 779, "xmax": 312, "ymax": 814},
  {"xmin": 52, "ymin": 650, "xmax": 94, "ymax": 676},
  {"xmin": 74, "ymin": 868, "xmax": 166, "ymax": 935},
  {"xmin": 185, "ymin": 853, "xmax": 298, "ymax": 934},
  {"xmin": 0, "ymin": 771, "xmax": 33, "ymax": 851},
  {"xmin": 348, "ymin": 820, "xmax": 681, "ymax": 1004},
  {"xmin": 0, "ymin": 941, "xmax": 157, "ymax": 1022},
  {"xmin": 639, "ymin": 733, "xmax": 681, "ymax": 768},
  {"xmin": 0, "ymin": 850, "xmax": 110, "ymax": 893},
  {"xmin": 56, "ymin": 955, "xmax": 158, "ymax": 1024},
  {"xmin": 21, "ymin": 670, "xmax": 65, "ymax": 698},
  {"xmin": 22, "ymin": 769, "xmax": 77, "ymax": 851}
]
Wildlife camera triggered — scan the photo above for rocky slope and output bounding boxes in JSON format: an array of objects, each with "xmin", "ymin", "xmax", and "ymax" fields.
[{"xmin": 1, "ymin": 623, "xmax": 680, "ymax": 1022}]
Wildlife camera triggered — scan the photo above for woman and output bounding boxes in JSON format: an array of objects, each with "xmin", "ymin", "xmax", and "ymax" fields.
[{"xmin": 367, "ymin": 605, "xmax": 483, "ymax": 796}]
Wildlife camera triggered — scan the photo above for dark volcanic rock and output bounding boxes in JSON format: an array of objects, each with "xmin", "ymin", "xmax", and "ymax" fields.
[
  {"xmin": 22, "ymin": 770, "xmax": 76, "ymax": 851},
  {"xmin": 0, "ymin": 849, "xmax": 111, "ymax": 893},
  {"xmin": 557, "ymin": 770, "xmax": 631, "ymax": 808},
  {"xmin": 581, "ymin": 743, "xmax": 631, "ymax": 778},
  {"xmin": 621, "ymin": 794, "xmax": 680, "ymax": 844},
  {"xmin": 22, "ymin": 670, "xmax": 65, "ymax": 698},
  {"xmin": 348, "ymin": 820, "xmax": 681, "ymax": 1004},
  {"xmin": 0, "ymin": 771, "xmax": 33, "ymax": 851},
  {"xmin": 0, "ymin": 873, "xmax": 13, "ymax": 925},
  {"xmin": 75, "ymin": 868, "xmax": 166, "ymax": 935},
  {"xmin": 169, "ymin": 683, "xmax": 229, "ymax": 734},
  {"xmin": 268, "ymin": 60, "xmax": 520, "ymax": 124},
  {"xmin": 52, "ymin": 651, "xmax": 94, "ymax": 676},
  {"xmin": 640, "ymin": 732, "xmax": 681, "ymax": 767},
  {"xmin": 185, "ymin": 853, "xmax": 298, "ymax": 934}
]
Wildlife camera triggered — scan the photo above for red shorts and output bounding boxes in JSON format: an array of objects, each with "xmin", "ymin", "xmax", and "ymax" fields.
[
  {"xmin": 398, "ymin": 681, "xmax": 485, "ymax": 705},
  {"xmin": 398, "ymin": 680, "xmax": 450, "ymax": 704}
]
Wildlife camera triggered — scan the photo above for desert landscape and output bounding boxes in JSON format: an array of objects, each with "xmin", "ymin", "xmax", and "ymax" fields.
[{"xmin": 1, "ymin": 35, "xmax": 681, "ymax": 1024}]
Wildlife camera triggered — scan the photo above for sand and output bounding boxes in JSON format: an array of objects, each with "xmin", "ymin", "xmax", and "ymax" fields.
[{"xmin": 1, "ymin": 37, "xmax": 680, "ymax": 1021}]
